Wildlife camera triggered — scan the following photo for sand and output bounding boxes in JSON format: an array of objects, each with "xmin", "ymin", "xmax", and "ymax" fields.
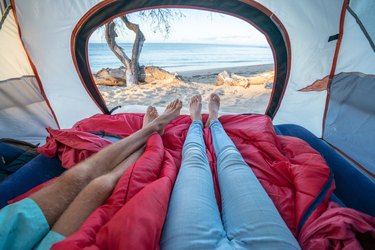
[{"xmin": 98, "ymin": 64, "xmax": 274, "ymax": 115}]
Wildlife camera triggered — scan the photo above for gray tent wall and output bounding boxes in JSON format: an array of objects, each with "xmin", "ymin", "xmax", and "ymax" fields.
[
  {"xmin": 0, "ymin": 8, "xmax": 58, "ymax": 145},
  {"xmin": 324, "ymin": 0, "xmax": 375, "ymax": 177}
]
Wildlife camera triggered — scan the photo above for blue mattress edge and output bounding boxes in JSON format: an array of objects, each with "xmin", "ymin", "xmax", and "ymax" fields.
[{"xmin": 274, "ymin": 124, "xmax": 375, "ymax": 217}]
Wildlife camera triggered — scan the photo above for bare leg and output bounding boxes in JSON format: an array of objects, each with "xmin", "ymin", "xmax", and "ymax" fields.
[
  {"xmin": 51, "ymin": 107, "xmax": 159, "ymax": 236},
  {"xmin": 30, "ymin": 100, "xmax": 182, "ymax": 227}
]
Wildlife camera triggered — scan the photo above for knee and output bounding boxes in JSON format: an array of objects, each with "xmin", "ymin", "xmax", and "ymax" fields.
[
  {"xmin": 183, "ymin": 142, "xmax": 206, "ymax": 155},
  {"xmin": 60, "ymin": 168, "xmax": 92, "ymax": 188},
  {"xmin": 182, "ymin": 146, "xmax": 207, "ymax": 162},
  {"xmin": 87, "ymin": 174, "xmax": 117, "ymax": 195},
  {"xmin": 218, "ymin": 147, "xmax": 244, "ymax": 162}
]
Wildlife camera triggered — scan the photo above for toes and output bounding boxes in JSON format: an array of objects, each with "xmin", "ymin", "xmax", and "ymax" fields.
[
  {"xmin": 190, "ymin": 95, "xmax": 201, "ymax": 104},
  {"xmin": 210, "ymin": 93, "xmax": 220, "ymax": 102},
  {"xmin": 190, "ymin": 96, "xmax": 196, "ymax": 104},
  {"xmin": 175, "ymin": 99, "xmax": 181, "ymax": 108},
  {"xmin": 153, "ymin": 107, "xmax": 159, "ymax": 116},
  {"xmin": 172, "ymin": 99, "xmax": 179, "ymax": 108},
  {"xmin": 168, "ymin": 99, "xmax": 176, "ymax": 108},
  {"xmin": 146, "ymin": 105, "xmax": 153, "ymax": 113},
  {"xmin": 176, "ymin": 100, "xmax": 182, "ymax": 109}
]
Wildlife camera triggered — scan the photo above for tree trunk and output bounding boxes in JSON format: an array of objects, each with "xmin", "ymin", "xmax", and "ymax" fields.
[
  {"xmin": 120, "ymin": 16, "xmax": 145, "ymax": 86},
  {"xmin": 104, "ymin": 16, "xmax": 145, "ymax": 87}
]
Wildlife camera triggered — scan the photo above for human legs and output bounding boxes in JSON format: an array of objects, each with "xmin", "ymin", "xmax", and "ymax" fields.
[
  {"xmin": 51, "ymin": 106, "xmax": 158, "ymax": 236},
  {"xmin": 208, "ymin": 94, "xmax": 300, "ymax": 249},
  {"xmin": 30, "ymin": 100, "xmax": 182, "ymax": 228},
  {"xmin": 161, "ymin": 95, "xmax": 226, "ymax": 250}
]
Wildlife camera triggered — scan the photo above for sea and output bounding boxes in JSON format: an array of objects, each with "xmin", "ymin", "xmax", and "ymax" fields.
[{"xmin": 88, "ymin": 43, "xmax": 273, "ymax": 73}]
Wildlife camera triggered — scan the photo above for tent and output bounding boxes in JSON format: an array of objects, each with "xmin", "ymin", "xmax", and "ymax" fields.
[{"xmin": 0, "ymin": 0, "xmax": 374, "ymax": 247}]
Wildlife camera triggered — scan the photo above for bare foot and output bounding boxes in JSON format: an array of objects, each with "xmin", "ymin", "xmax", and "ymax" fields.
[
  {"xmin": 143, "ymin": 106, "xmax": 158, "ymax": 128},
  {"xmin": 205, "ymin": 93, "xmax": 220, "ymax": 127},
  {"xmin": 150, "ymin": 99, "xmax": 182, "ymax": 134},
  {"xmin": 190, "ymin": 95, "xmax": 202, "ymax": 121}
]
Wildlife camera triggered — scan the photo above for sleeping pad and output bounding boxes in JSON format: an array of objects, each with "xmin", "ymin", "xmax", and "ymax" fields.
[{"xmin": 16, "ymin": 113, "xmax": 375, "ymax": 249}]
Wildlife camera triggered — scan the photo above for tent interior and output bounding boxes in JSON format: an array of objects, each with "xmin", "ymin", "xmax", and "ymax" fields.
[{"xmin": 0, "ymin": 0, "xmax": 374, "ymax": 248}]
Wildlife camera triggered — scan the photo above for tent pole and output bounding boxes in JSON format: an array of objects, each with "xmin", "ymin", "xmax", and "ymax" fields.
[{"xmin": 0, "ymin": 0, "xmax": 6, "ymax": 16}]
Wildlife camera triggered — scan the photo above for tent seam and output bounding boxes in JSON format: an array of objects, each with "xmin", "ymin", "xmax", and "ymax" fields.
[
  {"xmin": 0, "ymin": 5, "xmax": 11, "ymax": 30},
  {"xmin": 346, "ymin": 6, "xmax": 375, "ymax": 52}
]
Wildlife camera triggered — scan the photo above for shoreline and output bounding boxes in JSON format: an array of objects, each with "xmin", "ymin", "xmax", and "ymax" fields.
[
  {"xmin": 97, "ymin": 64, "xmax": 274, "ymax": 114},
  {"xmin": 177, "ymin": 64, "xmax": 273, "ymax": 84}
]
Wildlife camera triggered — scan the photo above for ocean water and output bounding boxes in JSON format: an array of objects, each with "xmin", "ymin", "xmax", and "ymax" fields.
[{"xmin": 88, "ymin": 43, "xmax": 273, "ymax": 73}]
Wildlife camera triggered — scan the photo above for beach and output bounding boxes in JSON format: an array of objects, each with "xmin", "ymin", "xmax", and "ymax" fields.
[{"xmin": 98, "ymin": 64, "xmax": 274, "ymax": 114}]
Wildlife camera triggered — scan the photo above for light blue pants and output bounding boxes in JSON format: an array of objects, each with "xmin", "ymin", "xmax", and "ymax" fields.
[{"xmin": 161, "ymin": 120, "xmax": 300, "ymax": 250}]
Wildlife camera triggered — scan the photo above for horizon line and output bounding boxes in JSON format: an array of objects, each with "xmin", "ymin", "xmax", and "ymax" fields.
[{"xmin": 88, "ymin": 41, "xmax": 269, "ymax": 47}]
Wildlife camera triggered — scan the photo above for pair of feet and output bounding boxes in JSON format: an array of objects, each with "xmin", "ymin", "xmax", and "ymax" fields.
[
  {"xmin": 190, "ymin": 93, "xmax": 220, "ymax": 127},
  {"xmin": 143, "ymin": 93, "xmax": 220, "ymax": 130}
]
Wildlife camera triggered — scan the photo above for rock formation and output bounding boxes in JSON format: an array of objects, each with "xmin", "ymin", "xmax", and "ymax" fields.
[
  {"xmin": 216, "ymin": 70, "xmax": 274, "ymax": 88},
  {"xmin": 93, "ymin": 66, "xmax": 183, "ymax": 86}
]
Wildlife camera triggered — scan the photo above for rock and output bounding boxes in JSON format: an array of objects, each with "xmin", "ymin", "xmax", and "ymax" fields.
[
  {"xmin": 140, "ymin": 66, "xmax": 184, "ymax": 84},
  {"xmin": 264, "ymin": 82, "xmax": 273, "ymax": 89},
  {"xmin": 93, "ymin": 67, "xmax": 126, "ymax": 86}
]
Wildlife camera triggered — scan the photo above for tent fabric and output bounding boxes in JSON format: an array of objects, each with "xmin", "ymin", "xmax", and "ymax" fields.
[
  {"xmin": 0, "ymin": 9, "xmax": 33, "ymax": 81},
  {"xmin": 10, "ymin": 0, "xmax": 102, "ymax": 128},
  {"xmin": 334, "ymin": 5, "xmax": 375, "ymax": 75},
  {"xmin": 16, "ymin": 113, "xmax": 370, "ymax": 249},
  {"xmin": 324, "ymin": 72, "xmax": 375, "ymax": 176},
  {"xmin": 7, "ymin": 0, "xmax": 345, "ymax": 137},
  {"xmin": 261, "ymin": 0, "xmax": 343, "ymax": 137},
  {"xmin": 325, "ymin": 1, "xmax": 375, "ymax": 179},
  {"xmin": 3, "ymin": 0, "xmax": 373, "ymax": 148},
  {"xmin": 348, "ymin": 0, "xmax": 375, "ymax": 51},
  {"xmin": 0, "ymin": 9, "xmax": 57, "ymax": 145}
]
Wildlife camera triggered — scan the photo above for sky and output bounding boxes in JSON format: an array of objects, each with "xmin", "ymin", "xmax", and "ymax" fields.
[{"xmin": 90, "ymin": 8, "xmax": 269, "ymax": 46}]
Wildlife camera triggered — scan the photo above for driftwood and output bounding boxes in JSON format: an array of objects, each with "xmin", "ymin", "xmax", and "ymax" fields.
[
  {"xmin": 216, "ymin": 71, "xmax": 251, "ymax": 88},
  {"xmin": 216, "ymin": 70, "xmax": 274, "ymax": 88},
  {"xmin": 93, "ymin": 66, "xmax": 183, "ymax": 86}
]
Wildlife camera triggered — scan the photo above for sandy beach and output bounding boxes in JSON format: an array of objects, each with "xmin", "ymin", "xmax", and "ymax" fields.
[{"xmin": 98, "ymin": 64, "xmax": 274, "ymax": 114}]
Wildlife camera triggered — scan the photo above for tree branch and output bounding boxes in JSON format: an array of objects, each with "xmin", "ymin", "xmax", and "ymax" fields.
[
  {"xmin": 104, "ymin": 21, "xmax": 131, "ymax": 69},
  {"xmin": 120, "ymin": 16, "xmax": 145, "ymax": 70}
]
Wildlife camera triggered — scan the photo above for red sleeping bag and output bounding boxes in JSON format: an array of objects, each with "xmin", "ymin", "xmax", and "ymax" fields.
[{"xmin": 31, "ymin": 113, "xmax": 374, "ymax": 249}]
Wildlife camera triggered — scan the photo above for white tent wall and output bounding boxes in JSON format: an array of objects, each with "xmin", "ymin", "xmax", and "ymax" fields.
[
  {"xmin": 335, "ymin": 4, "xmax": 375, "ymax": 74},
  {"xmin": 9, "ymin": 0, "xmax": 345, "ymax": 136},
  {"xmin": 255, "ymin": 0, "xmax": 344, "ymax": 137},
  {"xmin": 12, "ymin": 0, "xmax": 102, "ymax": 129},
  {"xmin": 0, "ymin": 9, "xmax": 57, "ymax": 145}
]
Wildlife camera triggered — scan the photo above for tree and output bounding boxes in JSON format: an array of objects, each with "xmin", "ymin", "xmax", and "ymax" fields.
[{"xmin": 104, "ymin": 9, "xmax": 183, "ymax": 86}]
